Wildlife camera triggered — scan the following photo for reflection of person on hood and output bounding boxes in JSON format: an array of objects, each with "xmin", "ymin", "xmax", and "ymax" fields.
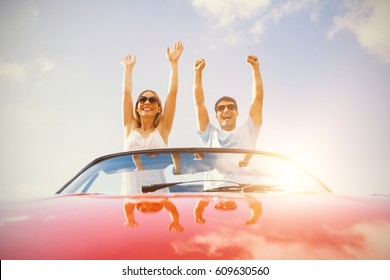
[
  {"xmin": 123, "ymin": 198, "xmax": 183, "ymax": 232},
  {"xmin": 193, "ymin": 197, "xmax": 262, "ymax": 225}
]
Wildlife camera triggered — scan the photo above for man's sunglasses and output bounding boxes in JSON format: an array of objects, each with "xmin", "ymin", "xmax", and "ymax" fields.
[
  {"xmin": 216, "ymin": 104, "xmax": 236, "ymax": 112},
  {"xmin": 138, "ymin": 96, "xmax": 159, "ymax": 104}
]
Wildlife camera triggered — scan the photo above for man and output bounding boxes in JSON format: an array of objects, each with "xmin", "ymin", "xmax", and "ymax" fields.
[
  {"xmin": 193, "ymin": 55, "xmax": 264, "ymax": 150},
  {"xmin": 192, "ymin": 55, "xmax": 264, "ymax": 189}
]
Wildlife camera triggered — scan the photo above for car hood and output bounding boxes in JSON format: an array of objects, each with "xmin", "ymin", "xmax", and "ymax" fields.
[{"xmin": 1, "ymin": 193, "xmax": 389, "ymax": 260}]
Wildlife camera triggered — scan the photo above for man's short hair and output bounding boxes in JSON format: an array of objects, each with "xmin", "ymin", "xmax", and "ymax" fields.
[{"xmin": 214, "ymin": 96, "xmax": 238, "ymax": 113}]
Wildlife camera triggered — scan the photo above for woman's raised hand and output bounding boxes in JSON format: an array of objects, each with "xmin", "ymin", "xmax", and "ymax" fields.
[
  {"xmin": 120, "ymin": 54, "xmax": 136, "ymax": 68},
  {"xmin": 166, "ymin": 41, "xmax": 184, "ymax": 64}
]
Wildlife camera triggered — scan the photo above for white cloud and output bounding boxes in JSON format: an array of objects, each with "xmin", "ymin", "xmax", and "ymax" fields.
[
  {"xmin": 32, "ymin": 8, "xmax": 38, "ymax": 17},
  {"xmin": 0, "ymin": 63, "xmax": 26, "ymax": 82},
  {"xmin": 191, "ymin": 0, "xmax": 320, "ymax": 44},
  {"xmin": 192, "ymin": 0, "xmax": 270, "ymax": 27},
  {"xmin": 0, "ymin": 58, "xmax": 55, "ymax": 84},
  {"xmin": 191, "ymin": 0, "xmax": 389, "ymax": 63},
  {"xmin": 251, "ymin": 20, "xmax": 266, "ymax": 37},
  {"xmin": 251, "ymin": 0, "xmax": 320, "ymax": 36},
  {"xmin": 267, "ymin": 0, "xmax": 319, "ymax": 23},
  {"xmin": 31, "ymin": 8, "xmax": 38, "ymax": 20},
  {"xmin": 223, "ymin": 29, "xmax": 248, "ymax": 45},
  {"xmin": 328, "ymin": 0, "xmax": 390, "ymax": 63},
  {"xmin": 38, "ymin": 59, "xmax": 55, "ymax": 78}
]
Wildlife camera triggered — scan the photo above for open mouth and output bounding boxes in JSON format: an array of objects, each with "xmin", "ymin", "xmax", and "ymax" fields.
[{"xmin": 222, "ymin": 115, "xmax": 231, "ymax": 121}]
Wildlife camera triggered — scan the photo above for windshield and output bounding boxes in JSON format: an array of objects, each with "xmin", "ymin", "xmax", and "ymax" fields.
[{"xmin": 57, "ymin": 148, "xmax": 330, "ymax": 195}]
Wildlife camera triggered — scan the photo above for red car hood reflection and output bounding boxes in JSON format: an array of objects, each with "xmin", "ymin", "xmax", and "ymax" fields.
[{"xmin": 0, "ymin": 193, "xmax": 389, "ymax": 260}]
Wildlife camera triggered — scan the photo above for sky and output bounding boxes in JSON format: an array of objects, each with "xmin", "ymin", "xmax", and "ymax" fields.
[{"xmin": 0, "ymin": 0, "xmax": 389, "ymax": 200}]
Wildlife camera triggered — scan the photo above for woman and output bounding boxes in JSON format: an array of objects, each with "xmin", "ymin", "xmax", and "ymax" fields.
[
  {"xmin": 119, "ymin": 41, "xmax": 184, "ymax": 193},
  {"xmin": 120, "ymin": 40, "xmax": 184, "ymax": 150}
]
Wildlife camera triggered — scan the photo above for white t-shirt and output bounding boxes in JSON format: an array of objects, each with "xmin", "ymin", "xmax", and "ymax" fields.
[
  {"xmin": 198, "ymin": 118, "xmax": 261, "ymax": 190},
  {"xmin": 198, "ymin": 118, "xmax": 261, "ymax": 149}
]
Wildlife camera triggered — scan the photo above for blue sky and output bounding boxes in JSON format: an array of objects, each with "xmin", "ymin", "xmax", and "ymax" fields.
[{"xmin": 0, "ymin": 0, "xmax": 389, "ymax": 199}]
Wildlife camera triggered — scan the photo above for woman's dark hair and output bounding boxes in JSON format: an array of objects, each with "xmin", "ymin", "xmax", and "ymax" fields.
[{"xmin": 134, "ymin": 89, "xmax": 162, "ymax": 127}]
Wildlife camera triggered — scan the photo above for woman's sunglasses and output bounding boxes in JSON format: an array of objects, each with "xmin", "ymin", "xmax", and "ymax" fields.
[
  {"xmin": 216, "ymin": 104, "xmax": 236, "ymax": 112},
  {"xmin": 138, "ymin": 96, "xmax": 158, "ymax": 104}
]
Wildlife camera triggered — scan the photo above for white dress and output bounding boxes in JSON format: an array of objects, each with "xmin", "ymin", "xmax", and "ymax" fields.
[
  {"xmin": 122, "ymin": 129, "xmax": 169, "ymax": 194},
  {"xmin": 123, "ymin": 129, "xmax": 167, "ymax": 151}
]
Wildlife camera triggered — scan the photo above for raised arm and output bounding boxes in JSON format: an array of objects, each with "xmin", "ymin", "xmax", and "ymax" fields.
[
  {"xmin": 120, "ymin": 54, "xmax": 137, "ymax": 135},
  {"xmin": 160, "ymin": 41, "xmax": 184, "ymax": 141},
  {"xmin": 193, "ymin": 59, "xmax": 210, "ymax": 133},
  {"xmin": 246, "ymin": 55, "xmax": 264, "ymax": 125}
]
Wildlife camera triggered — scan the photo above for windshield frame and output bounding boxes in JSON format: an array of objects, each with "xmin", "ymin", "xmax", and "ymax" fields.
[{"xmin": 56, "ymin": 147, "xmax": 332, "ymax": 195}]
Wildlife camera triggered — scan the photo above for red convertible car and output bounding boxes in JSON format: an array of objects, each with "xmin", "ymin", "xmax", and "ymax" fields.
[{"xmin": 1, "ymin": 148, "xmax": 389, "ymax": 259}]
